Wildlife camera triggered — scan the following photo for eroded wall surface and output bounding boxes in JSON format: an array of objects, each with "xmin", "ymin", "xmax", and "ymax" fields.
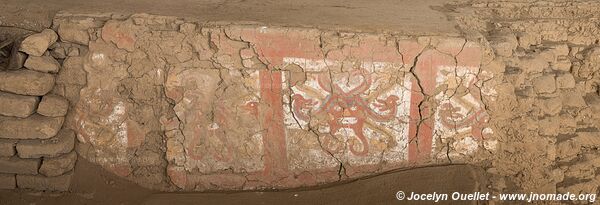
[
  {"xmin": 448, "ymin": 0, "xmax": 600, "ymax": 199},
  {"xmin": 50, "ymin": 13, "xmax": 497, "ymax": 191}
]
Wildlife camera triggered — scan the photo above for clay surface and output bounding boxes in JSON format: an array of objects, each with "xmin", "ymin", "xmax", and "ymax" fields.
[{"xmin": 0, "ymin": 0, "xmax": 458, "ymax": 35}]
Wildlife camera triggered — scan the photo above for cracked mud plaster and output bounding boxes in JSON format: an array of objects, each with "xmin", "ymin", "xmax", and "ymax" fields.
[{"xmin": 53, "ymin": 13, "xmax": 496, "ymax": 191}]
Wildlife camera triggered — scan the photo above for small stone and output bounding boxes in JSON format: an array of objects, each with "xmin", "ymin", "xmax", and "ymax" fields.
[
  {"xmin": 0, "ymin": 157, "xmax": 40, "ymax": 175},
  {"xmin": 56, "ymin": 56, "xmax": 86, "ymax": 86},
  {"xmin": 37, "ymin": 94, "xmax": 69, "ymax": 117},
  {"xmin": 556, "ymin": 74, "xmax": 576, "ymax": 89},
  {"xmin": 0, "ymin": 70, "xmax": 55, "ymax": 96},
  {"xmin": 131, "ymin": 16, "xmax": 145, "ymax": 25},
  {"xmin": 0, "ymin": 92, "xmax": 40, "ymax": 118},
  {"xmin": 539, "ymin": 117, "xmax": 560, "ymax": 136},
  {"xmin": 551, "ymin": 59, "xmax": 572, "ymax": 71},
  {"xmin": 0, "ymin": 114, "xmax": 64, "ymax": 140},
  {"xmin": 20, "ymin": 29, "xmax": 58, "ymax": 56},
  {"xmin": 179, "ymin": 23, "xmax": 196, "ymax": 34},
  {"xmin": 533, "ymin": 75, "xmax": 556, "ymax": 94},
  {"xmin": 520, "ymin": 56, "xmax": 548, "ymax": 74},
  {"xmin": 539, "ymin": 97, "xmax": 562, "ymax": 116},
  {"xmin": 67, "ymin": 47, "xmax": 80, "ymax": 57},
  {"xmin": 562, "ymin": 92, "xmax": 587, "ymax": 108},
  {"xmin": 0, "ymin": 140, "xmax": 15, "ymax": 157},
  {"xmin": 7, "ymin": 51, "xmax": 27, "ymax": 70},
  {"xmin": 39, "ymin": 151, "xmax": 77, "ymax": 177},
  {"xmin": 16, "ymin": 129, "xmax": 75, "ymax": 158},
  {"xmin": 490, "ymin": 34, "xmax": 518, "ymax": 57},
  {"xmin": 518, "ymin": 33, "xmax": 541, "ymax": 48},
  {"xmin": 589, "ymin": 96, "xmax": 600, "ymax": 115},
  {"xmin": 24, "ymin": 55, "xmax": 61, "ymax": 73},
  {"xmin": 0, "ymin": 174, "xmax": 15, "ymax": 189},
  {"xmin": 16, "ymin": 171, "xmax": 73, "ymax": 191},
  {"xmin": 492, "ymin": 41, "xmax": 516, "ymax": 57},
  {"xmin": 538, "ymin": 50, "xmax": 556, "ymax": 62},
  {"xmin": 50, "ymin": 46, "xmax": 67, "ymax": 59},
  {"xmin": 49, "ymin": 42, "xmax": 60, "ymax": 50},
  {"xmin": 551, "ymin": 45, "xmax": 570, "ymax": 56}
]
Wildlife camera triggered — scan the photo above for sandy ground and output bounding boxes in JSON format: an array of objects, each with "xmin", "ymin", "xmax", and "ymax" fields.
[
  {"xmin": 0, "ymin": 0, "xmax": 458, "ymax": 35},
  {"xmin": 0, "ymin": 158, "xmax": 485, "ymax": 205}
]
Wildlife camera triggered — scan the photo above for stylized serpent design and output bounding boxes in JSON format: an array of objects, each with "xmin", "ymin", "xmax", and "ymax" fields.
[{"xmin": 292, "ymin": 69, "xmax": 399, "ymax": 156}]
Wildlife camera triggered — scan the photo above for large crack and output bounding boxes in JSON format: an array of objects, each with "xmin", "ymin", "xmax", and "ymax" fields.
[{"xmin": 405, "ymin": 46, "xmax": 428, "ymax": 155}]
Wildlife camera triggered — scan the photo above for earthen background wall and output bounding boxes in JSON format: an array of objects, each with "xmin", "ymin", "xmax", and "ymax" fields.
[
  {"xmin": 449, "ymin": 0, "xmax": 600, "ymax": 198},
  {"xmin": 0, "ymin": 1, "xmax": 598, "ymax": 201}
]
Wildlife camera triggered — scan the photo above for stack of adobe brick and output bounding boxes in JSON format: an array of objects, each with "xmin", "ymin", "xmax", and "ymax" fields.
[{"xmin": 0, "ymin": 29, "xmax": 76, "ymax": 191}]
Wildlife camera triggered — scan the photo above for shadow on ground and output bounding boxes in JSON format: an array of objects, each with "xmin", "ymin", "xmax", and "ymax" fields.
[{"xmin": 0, "ymin": 157, "xmax": 487, "ymax": 205}]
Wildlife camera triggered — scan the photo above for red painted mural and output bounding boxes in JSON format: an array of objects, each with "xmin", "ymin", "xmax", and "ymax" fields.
[{"xmin": 67, "ymin": 16, "xmax": 495, "ymax": 190}]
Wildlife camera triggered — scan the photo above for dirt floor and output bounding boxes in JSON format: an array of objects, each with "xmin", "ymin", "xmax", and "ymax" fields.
[
  {"xmin": 0, "ymin": 158, "xmax": 484, "ymax": 205},
  {"xmin": 0, "ymin": 0, "xmax": 458, "ymax": 35}
]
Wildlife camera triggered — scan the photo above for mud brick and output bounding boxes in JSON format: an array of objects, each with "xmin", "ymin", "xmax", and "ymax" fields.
[
  {"xmin": 533, "ymin": 75, "xmax": 557, "ymax": 94},
  {"xmin": 58, "ymin": 22, "xmax": 91, "ymax": 45},
  {"xmin": 0, "ymin": 70, "xmax": 55, "ymax": 96},
  {"xmin": 39, "ymin": 151, "xmax": 77, "ymax": 177},
  {"xmin": 16, "ymin": 129, "xmax": 75, "ymax": 158},
  {"xmin": 0, "ymin": 91, "xmax": 40, "ymax": 118},
  {"xmin": 24, "ymin": 55, "xmax": 61, "ymax": 73},
  {"xmin": 37, "ymin": 94, "xmax": 69, "ymax": 117},
  {"xmin": 16, "ymin": 171, "xmax": 72, "ymax": 191},
  {"xmin": 556, "ymin": 74, "xmax": 576, "ymax": 89},
  {"xmin": 0, "ymin": 114, "xmax": 64, "ymax": 140},
  {"xmin": 0, "ymin": 139, "xmax": 16, "ymax": 157},
  {"xmin": 0, "ymin": 174, "xmax": 16, "ymax": 189},
  {"xmin": 19, "ymin": 29, "xmax": 58, "ymax": 56},
  {"xmin": 0, "ymin": 157, "xmax": 40, "ymax": 175}
]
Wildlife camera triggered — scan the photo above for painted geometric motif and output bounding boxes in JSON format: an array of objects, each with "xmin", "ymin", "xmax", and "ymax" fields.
[
  {"xmin": 282, "ymin": 58, "xmax": 412, "ymax": 170},
  {"xmin": 433, "ymin": 65, "xmax": 494, "ymax": 159},
  {"xmin": 166, "ymin": 68, "xmax": 265, "ymax": 173}
]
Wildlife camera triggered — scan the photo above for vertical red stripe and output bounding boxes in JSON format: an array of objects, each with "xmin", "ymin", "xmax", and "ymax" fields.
[
  {"xmin": 259, "ymin": 70, "xmax": 288, "ymax": 178},
  {"xmin": 407, "ymin": 50, "xmax": 439, "ymax": 163}
]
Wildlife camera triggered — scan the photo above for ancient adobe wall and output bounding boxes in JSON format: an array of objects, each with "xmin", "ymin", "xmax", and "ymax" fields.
[
  {"xmin": 1, "ymin": 0, "xmax": 599, "ymax": 197},
  {"xmin": 45, "ymin": 12, "xmax": 498, "ymax": 191},
  {"xmin": 448, "ymin": 0, "xmax": 600, "ymax": 198},
  {"xmin": 0, "ymin": 29, "xmax": 76, "ymax": 191}
]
